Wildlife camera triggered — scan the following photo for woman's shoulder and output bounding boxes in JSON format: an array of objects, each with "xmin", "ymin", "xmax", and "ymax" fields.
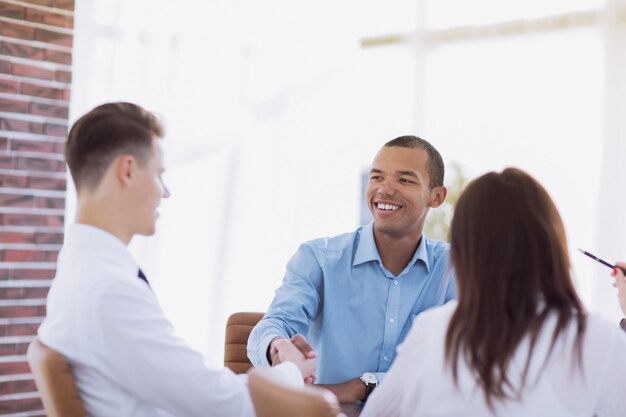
[
  {"xmin": 417, "ymin": 300, "xmax": 458, "ymax": 323},
  {"xmin": 581, "ymin": 313, "xmax": 626, "ymax": 349},
  {"xmin": 584, "ymin": 313, "xmax": 626, "ymax": 338}
]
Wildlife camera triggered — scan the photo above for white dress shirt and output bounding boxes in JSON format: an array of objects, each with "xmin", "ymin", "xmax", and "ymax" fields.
[
  {"xmin": 361, "ymin": 301, "xmax": 626, "ymax": 417},
  {"xmin": 38, "ymin": 224, "xmax": 303, "ymax": 417}
]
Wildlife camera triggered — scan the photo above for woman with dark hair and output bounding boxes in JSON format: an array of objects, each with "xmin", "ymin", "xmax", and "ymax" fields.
[{"xmin": 361, "ymin": 168, "xmax": 626, "ymax": 416}]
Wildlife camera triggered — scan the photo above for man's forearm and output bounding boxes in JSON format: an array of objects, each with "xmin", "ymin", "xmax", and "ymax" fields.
[{"xmin": 316, "ymin": 378, "xmax": 366, "ymax": 404}]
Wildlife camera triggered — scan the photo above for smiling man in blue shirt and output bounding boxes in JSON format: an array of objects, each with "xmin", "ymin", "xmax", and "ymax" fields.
[{"xmin": 247, "ymin": 135, "xmax": 456, "ymax": 403}]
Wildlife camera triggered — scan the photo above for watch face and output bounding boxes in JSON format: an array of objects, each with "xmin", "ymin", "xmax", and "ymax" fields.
[{"xmin": 361, "ymin": 372, "xmax": 378, "ymax": 384}]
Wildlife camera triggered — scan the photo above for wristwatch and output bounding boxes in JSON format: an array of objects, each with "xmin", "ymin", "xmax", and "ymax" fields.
[{"xmin": 359, "ymin": 372, "xmax": 379, "ymax": 402}]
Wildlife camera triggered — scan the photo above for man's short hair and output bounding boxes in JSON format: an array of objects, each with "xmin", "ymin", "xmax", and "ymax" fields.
[
  {"xmin": 384, "ymin": 135, "xmax": 444, "ymax": 189},
  {"xmin": 65, "ymin": 102, "xmax": 164, "ymax": 190}
]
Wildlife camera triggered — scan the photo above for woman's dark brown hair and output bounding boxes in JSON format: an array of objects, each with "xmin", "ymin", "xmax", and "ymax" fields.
[{"xmin": 445, "ymin": 167, "xmax": 586, "ymax": 408}]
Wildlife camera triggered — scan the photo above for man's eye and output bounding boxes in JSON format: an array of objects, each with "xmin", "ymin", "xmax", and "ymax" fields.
[
  {"xmin": 370, "ymin": 176, "xmax": 382, "ymax": 181},
  {"xmin": 399, "ymin": 178, "xmax": 414, "ymax": 184}
]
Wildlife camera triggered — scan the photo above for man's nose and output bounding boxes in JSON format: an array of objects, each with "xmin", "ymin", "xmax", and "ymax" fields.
[
  {"xmin": 162, "ymin": 184, "xmax": 171, "ymax": 199},
  {"xmin": 376, "ymin": 180, "xmax": 396, "ymax": 196}
]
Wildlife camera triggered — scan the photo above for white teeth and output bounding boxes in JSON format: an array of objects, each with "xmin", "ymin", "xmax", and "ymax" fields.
[{"xmin": 377, "ymin": 203, "xmax": 399, "ymax": 211}]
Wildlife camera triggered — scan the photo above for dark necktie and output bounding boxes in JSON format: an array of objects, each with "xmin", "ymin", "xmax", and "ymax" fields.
[{"xmin": 137, "ymin": 268, "xmax": 150, "ymax": 286}]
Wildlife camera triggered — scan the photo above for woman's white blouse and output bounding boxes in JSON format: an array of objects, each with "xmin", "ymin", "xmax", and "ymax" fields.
[{"xmin": 362, "ymin": 301, "xmax": 626, "ymax": 417}]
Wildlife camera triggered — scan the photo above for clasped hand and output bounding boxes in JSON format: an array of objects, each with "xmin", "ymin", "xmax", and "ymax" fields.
[{"xmin": 269, "ymin": 334, "xmax": 317, "ymax": 384}]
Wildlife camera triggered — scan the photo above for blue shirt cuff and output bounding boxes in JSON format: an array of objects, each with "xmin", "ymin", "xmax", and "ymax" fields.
[{"xmin": 258, "ymin": 333, "xmax": 282, "ymax": 367}]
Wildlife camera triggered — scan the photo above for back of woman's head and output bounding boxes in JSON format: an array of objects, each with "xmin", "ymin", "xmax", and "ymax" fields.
[{"xmin": 445, "ymin": 167, "xmax": 586, "ymax": 407}]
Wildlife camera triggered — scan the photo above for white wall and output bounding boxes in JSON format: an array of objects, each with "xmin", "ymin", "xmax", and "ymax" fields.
[{"xmin": 68, "ymin": 0, "xmax": 626, "ymax": 365}]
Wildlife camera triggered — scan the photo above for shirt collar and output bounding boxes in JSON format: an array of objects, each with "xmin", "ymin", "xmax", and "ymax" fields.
[
  {"xmin": 352, "ymin": 221, "xmax": 431, "ymax": 273},
  {"xmin": 353, "ymin": 222, "xmax": 381, "ymax": 266},
  {"xmin": 64, "ymin": 223, "xmax": 139, "ymax": 276}
]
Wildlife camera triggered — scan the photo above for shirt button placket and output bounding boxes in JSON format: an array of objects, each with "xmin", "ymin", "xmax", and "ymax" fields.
[{"xmin": 381, "ymin": 277, "xmax": 401, "ymax": 370}]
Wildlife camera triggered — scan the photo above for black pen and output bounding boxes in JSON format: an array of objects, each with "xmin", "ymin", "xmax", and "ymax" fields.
[{"xmin": 577, "ymin": 248, "xmax": 626, "ymax": 275}]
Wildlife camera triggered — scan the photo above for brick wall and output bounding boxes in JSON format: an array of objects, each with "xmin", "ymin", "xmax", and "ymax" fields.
[{"xmin": 0, "ymin": 0, "xmax": 74, "ymax": 415}]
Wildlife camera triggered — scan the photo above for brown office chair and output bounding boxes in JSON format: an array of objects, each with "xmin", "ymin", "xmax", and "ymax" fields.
[
  {"xmin": 26, "ymin": 337, "xmax": 85, "ymax": 417},
  {"xmin": 224, "ymin": 311, "xmax": 265, "ymax": 373},
  {"xmin": 248, "ymin": 368, "xmax": 345, "ymax": 417}
]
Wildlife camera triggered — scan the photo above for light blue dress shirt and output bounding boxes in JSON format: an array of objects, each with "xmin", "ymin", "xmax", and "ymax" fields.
[{"xmin": 247, "ymin": 221, "xmax": 456, "ymax": 384}]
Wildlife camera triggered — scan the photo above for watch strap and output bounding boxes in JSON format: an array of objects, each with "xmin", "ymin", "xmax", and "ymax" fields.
[
  {"xmin": 362, "ymin": 381, "xmax": 376, "ymax": 402},
  {"xmin": 360, "ymin": 373, "xmax": 378, "ymax": 402}
]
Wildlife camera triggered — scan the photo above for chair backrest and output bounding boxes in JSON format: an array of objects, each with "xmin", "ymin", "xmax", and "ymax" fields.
[
  {"xmin": 224, "ymin": 312, "xmax": 265, "ymax": 373},
  {"xmin": 248, "ymin": 368, "xmax": 346, "ymax": 417},
  {"xmin": 27, "ymin": 337, "xmax": 85, "ymax": 417}
]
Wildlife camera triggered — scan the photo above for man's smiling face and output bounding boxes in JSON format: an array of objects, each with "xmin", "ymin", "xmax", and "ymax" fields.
[{"xmin": 367, "ymin": 146, "xmax": 442, "ymax": 240}]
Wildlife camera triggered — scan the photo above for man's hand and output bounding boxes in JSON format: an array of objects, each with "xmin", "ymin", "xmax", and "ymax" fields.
[
  {"xmin": 316, "ymin": 378, "xmax": 366, "ymax": 404},
  {"xmin": 270, "ymin": 338, "xmax": 317, "ymax": 383},
  {"xmin": 268, "ymin": 334, "xmax": 317, "ymax": 365},
  {"xmin": 289, "ymin": 334, "xmax": 317, "ymax": 359},
  {"xmin": 268, "ymin": 336, "xmax": 287, "ymax": 366},
  {"xmin": 288, "ymin": 334, "xmax": 317, "ymax": 383}
]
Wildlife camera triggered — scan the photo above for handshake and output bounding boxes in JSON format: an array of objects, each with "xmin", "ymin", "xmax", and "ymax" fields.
[{"xmin": 268, "ymin": 334, "xmax": 317, "ymax": 384}]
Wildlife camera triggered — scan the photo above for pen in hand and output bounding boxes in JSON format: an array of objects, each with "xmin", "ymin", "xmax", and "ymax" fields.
[{"xmin": 577, "ymin": 248, "xmax": 626, "ymax": 275}]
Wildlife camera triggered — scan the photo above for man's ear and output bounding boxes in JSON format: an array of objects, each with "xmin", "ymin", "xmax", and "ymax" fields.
[
  {"xmin": 429, "ymin": 186, "xmax": 447, "ymax": 208},
  {"xmin": 114, "ymin": 155, "xmax": 136, "ymax": 186}
]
